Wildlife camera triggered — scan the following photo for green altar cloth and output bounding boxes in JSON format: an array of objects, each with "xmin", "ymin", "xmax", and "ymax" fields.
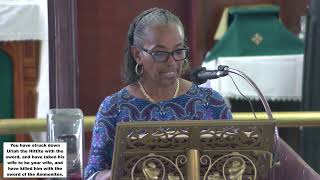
[
  {"xmin": 204, "ymin": 5, "xmax": 304, "ymax": 62},
  {"xmin": 203, "ymin": 5, "xmax": 320, "ymax": 174}
]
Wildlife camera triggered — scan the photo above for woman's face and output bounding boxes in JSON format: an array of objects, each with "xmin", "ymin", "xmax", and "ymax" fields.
[{"xmin": 137, "ymin": 23, "xmax": 186, "ymax": 87}]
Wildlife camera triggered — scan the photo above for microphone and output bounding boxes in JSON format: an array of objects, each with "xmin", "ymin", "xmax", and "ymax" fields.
[
  {"xmin": 190, "ymin": 66, "xmax": 229, "ymax": 85},
  {"xmin": 192, "ymin": 65, "xmax": 280, "ymax": 165}
]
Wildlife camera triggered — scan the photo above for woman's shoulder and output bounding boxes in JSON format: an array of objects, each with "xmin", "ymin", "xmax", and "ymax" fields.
[
  {"xmin": 99, "ymin": 88, "xmax": 129, "ymax": 110},
  {"xmin": 182, "ymin": 82, "xmax": 232, "ymax": 119},
  {"xmin": 198, "ymin": 85, "xmax": 223, "ymax": 97},
  {"xmin": 185, "ymin": 82, "xmax": 224, "ymax": 100}
]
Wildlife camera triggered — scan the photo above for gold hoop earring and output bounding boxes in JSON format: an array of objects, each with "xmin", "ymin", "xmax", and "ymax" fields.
[{"xmin": 135, "ymin": 63, "xmax": 143, "ymax": 76}]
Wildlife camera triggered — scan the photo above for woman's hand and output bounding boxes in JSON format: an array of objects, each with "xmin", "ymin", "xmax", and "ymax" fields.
[{"xmin": 95, "ymin": 169, "xmax": 112, "ymax": 180}]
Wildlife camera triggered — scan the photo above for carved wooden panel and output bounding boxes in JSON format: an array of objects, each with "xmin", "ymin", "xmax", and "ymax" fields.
[{"xmin": 1, "ymin": 41, "xmax": 40, "ymax": 141}]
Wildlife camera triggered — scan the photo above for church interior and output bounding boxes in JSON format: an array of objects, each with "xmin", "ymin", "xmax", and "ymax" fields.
[{"xmin": 1, "ymin": 0, "xmax": 320, "ymax": 179}]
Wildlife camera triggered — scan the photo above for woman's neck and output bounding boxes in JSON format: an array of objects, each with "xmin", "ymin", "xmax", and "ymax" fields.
[{"xmin": 138, "ymin": 78, "xmax": 179, "ymax": 102}]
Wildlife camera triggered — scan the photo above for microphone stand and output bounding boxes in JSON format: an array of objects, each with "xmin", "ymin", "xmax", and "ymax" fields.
[
  {"xmin": 225, "ymin": 67, "xmax": 273, "ymax": 119},
  {"xmin": 218, "ymin": 66, "xmax": 281, "ymax": 168}
]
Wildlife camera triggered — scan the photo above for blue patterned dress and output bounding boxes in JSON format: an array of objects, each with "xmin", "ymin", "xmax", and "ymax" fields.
[{"xmin": 84, "ymin": 84, "xmax": 232, "ymax": 179}]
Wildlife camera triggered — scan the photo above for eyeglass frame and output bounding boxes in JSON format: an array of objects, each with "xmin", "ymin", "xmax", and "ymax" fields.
[{"xmin": 134, "ymin": 46, "xmax": 190, "ymax": 62}]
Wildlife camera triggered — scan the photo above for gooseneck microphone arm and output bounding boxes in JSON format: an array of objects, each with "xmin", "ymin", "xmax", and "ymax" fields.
[
  {"xmin": 191, "ymin": 65, "xmax": 280, "ymax": 165},
  {"xmin": 191, "ymin": 65, "xmax": 273, "ymax": 119},
  {"xmin": 224, "ymin": 66, "xmax": 281, "ymax": 167},
  {"xmin": 223, "ymin": 67, "xmax": 273, "ymax": 120}
]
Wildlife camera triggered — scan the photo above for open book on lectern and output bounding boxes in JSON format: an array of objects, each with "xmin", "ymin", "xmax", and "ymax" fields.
[{"xmin": 111, "ymin": 120, "xmax": 276, "ymax": 180}]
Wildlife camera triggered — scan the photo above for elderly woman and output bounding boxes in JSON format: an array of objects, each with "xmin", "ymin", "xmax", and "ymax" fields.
[{"xmin": 85, "ymin": 7, "xmax": 232, "ymax": 180}]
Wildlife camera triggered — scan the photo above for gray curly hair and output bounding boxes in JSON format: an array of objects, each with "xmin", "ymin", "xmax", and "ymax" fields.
[{"xmin": 121, "ymin": 7, "xmax": 189, "ymax": 84}]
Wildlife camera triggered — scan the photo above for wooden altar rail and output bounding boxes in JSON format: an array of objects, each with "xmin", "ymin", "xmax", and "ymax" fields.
[{"xmin": 1, "ymin": 112, "xmax": 320, "ymax": 135}]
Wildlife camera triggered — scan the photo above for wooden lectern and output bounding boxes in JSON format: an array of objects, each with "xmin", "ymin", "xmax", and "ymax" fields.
[{"xmin": 111, "ymin": 120, "xmax": 277, "ymax": 180}]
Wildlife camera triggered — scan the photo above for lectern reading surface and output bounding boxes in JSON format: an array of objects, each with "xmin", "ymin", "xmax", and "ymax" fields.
[{"xmin": 111, "ymin": 120, "xmax": 275, "ymax": 180}]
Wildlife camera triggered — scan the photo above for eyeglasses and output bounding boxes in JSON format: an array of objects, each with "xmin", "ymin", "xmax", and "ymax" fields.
[{"xmin": 141, "ymin": 47, "xmax": 189, "ymax": 62}]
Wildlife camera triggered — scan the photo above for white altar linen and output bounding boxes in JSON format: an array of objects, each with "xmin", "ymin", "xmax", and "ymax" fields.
[
  {"xmin": 0, "ymin": 0, "xmax": 47, "ymax": 41},
  {"xmin": 202, "ymin": 54, "xmax": 304, "ymax": 101},
  {"xmin": 0, "ymin": 0, "xmax": 48, "ymax": 142}
]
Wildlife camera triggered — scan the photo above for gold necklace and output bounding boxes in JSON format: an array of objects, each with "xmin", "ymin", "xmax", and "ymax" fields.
[{"xmin": 138, "ymin": 79, "xmax": 180, "ymax": 103}]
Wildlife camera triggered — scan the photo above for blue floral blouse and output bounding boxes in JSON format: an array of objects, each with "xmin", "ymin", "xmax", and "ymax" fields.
[{"xmin": 84, "ymin": 84, "xmax": 232, "ymax": 179}]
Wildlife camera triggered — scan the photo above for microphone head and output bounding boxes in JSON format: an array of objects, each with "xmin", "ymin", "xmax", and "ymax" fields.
[
  {"xmin": 218, "ymin": 65, "xmax": 229, "ymax": 71},
  {"xmin": 189, "ymin": 67, "xmax": 208, "ymax": 85}
]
